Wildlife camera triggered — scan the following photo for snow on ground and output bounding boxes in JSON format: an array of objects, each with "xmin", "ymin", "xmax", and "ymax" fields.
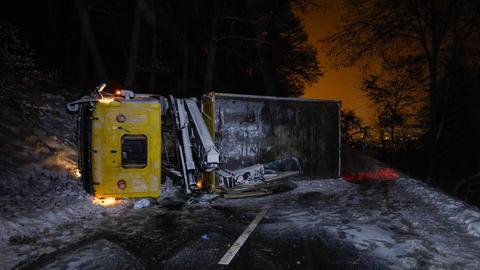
[
  {"xmin": 0, "ymin": 92, "xmax": 79, "ymax": 201},
  {"xmin": 397, "ymin": 177, "xmax": 480, "ymax": 237},
  {"xmin": 3, "ymin": 177, "xmax": 480, "ymax": 269},
  {"xmin": 0, "ymin": 181, "xmax": 128, "ymax": 270},
  {"xmin": 0, "ymin": 180, "xmax": 181, "ymax": 269},
  {"xmin": 217, "ymin": 178, "xmax": 480, "ymax": 269},
  {"xmin": 40, "ymin": 239, "xmax": 144, "ymax": 270},
  {"xmin": 0, "ymin": 91, "xmax": 131, "ymax": 269}
]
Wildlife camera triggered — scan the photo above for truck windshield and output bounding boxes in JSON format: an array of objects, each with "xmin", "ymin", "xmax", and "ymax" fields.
[{"xmin": 121, "ymin": 135, "xmax": 147, "ymax": 168}]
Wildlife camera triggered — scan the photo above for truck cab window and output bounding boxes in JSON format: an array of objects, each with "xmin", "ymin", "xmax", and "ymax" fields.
[{"xmin": 121, "ymin": 135, "xmax": 147, "ymax": 168}]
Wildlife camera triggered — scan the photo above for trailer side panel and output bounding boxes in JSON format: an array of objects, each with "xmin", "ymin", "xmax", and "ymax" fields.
[{"xmin": 211, "ymin": 93, "xmax": 341, "ymax": 178}]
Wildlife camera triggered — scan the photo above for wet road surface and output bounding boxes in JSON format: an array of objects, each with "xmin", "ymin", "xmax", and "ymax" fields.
[{"xmin": 14, "ymin": 178, "xmax": 480, "ymax": 270}]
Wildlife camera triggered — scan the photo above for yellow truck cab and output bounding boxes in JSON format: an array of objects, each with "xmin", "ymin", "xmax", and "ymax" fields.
[{"xmin": 74, "ymin": 89, "xmax": 162, "ymax": 198}]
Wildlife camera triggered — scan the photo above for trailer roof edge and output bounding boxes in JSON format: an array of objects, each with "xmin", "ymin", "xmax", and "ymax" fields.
[{"xmin": 211, "ymin": 92, "xmax": 341, "ymax": 104}]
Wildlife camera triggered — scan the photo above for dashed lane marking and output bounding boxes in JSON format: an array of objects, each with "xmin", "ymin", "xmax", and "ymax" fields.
[{"xmin": 218, "ymin": 205, "xmax": 271, "ymax": 265}]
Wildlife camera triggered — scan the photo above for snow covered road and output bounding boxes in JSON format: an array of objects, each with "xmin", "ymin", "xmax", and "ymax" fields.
[
  {"xmin": 3, "ymin": 177, "xmax": 480, "ymax": 269},
  {"xmin": 253, "ymin": 178, "xmax": 480, "ymax": 269}
]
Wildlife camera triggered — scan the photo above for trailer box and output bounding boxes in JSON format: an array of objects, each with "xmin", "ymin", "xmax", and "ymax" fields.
[{"xmin": 201, "ymin": 93, "xmax": 341, "ymax": 178}]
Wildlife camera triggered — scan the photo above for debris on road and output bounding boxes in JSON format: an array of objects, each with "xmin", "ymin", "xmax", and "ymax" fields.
[
  {"xmin": 196, "ymin": 193, "xmax": 221, "ymax": 203},
  {"xmin": 223, "ymin": 189, "xmax": 273, "ymax": 199},
  {"xmin": 133, "ymin": 198, "xmax": 152, "ymax": 209},
  {"xmin": 217, "ymin": 157, "xmax": 301, "ymax": 199},
  {"xmin": 222, "ymin": 171, "xmax": 299, "ymax": 199},
  {"xmin": 342, "ymin": 167, "xmax": 400, "ymax": 181}
]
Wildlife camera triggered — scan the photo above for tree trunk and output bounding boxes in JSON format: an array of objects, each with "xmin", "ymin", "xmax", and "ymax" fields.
[
  {"xmin": 79, "ymin": 35, "xmax": 88, "ymax": 83},
  {"xmin": 182, "ymin": 16, "xmax": 189, "ymax": 96},
  {"xmin": 75, "ymin": 0, "xmax": 107, "ymax": 81},
  {"xmin": 203, "ymin": 0, "xmax": 220, "ymax": 93},
  {"xmin": 390, "ymin": 123, "xmax": 395, "ymax": 161},
  {"xmin": 125, "ymin": 1, "xmax": 143, "ymax": 88},
  {"xmin": 427, "ymin": 53, "xmax": 439, "ymax": 184},
  {"xmin": 149, "ymin": 0, "xmax": 157, "ymax": 91},
  {"xmin": 260, "ymin": 55, "xmax": 277, "ymax": 96}
]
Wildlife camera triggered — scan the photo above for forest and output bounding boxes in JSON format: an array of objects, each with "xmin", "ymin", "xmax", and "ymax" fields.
[
  {"xmin": 0, "ymin": 0, "xmax": 320, "ymax": 98},
  {"xmin": 332, "ymin": 0, "xmax": 480, "ymax": 206},
  {"xmin": 2, "ymin": 1, "xmax": 480, "ymax": 269},
  {"xmin": 2, "ymin": 0, "xmax": 480, "ymax": 205}
]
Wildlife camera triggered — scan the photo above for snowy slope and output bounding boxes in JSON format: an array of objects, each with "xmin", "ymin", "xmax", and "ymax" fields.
[
  {"xmin": 0, "ymin": 91, "xmax": 95, "ymax": 221},
  {"xmin": 0, "ymin": 91, "xmax": 129, "ymax": 269},
  {"xmin": 0, "ymin": 92, "xmax": 78, "ymax": 199}
]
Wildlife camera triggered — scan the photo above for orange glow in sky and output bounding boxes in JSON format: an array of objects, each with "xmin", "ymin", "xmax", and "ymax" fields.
[{"xmin": 300, "ymin": 2, "xmax": 373, "ymax": 122}]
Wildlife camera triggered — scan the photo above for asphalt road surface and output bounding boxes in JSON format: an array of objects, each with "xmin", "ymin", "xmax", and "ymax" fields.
[{"xmin": 14, "ymin": 178, "xmax": 480, "ymax": 270}]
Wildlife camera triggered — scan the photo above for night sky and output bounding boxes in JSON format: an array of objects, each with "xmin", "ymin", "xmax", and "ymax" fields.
[{"xmin": 300, "ymin": 2, "xmax": 373, "ymax": 122}]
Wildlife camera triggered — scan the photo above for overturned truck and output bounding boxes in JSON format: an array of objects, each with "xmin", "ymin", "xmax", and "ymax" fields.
[
  {"xmin": 202, "ymin": 93, "xmax": 341, "ymax": 178},
  {"xmin": 67, "ymin": 85, "xmax": 341, "ymax": 199}
]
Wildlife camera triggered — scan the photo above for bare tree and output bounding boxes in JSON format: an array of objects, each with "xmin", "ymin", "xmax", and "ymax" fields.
[
  {"xmin": 124, "ymin": 0, "xmax": 143, "ymax": 88},
  {"xmin": 75, "ymin": 0, "xmax": 107, "ymax": 81},
  {"xmin": 341, "ymin": 109, "xmax": 365, "ymax": 145},
  {"xmin": 361, "ymin": 54, "xmax": 426, "ymax": 159},
  {"xmin": 149, "ymin": 0, "xmax": 157, "ymax": 91},
  {"xmin": 203, "ymin": 0, "xmax": 221, "ymax": 93},
  {"xmin": 323, "ymin": 0, "xmax": 480, "ymax": 181}
]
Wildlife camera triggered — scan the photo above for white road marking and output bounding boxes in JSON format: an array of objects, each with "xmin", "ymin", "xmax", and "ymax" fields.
[{"xmin": 218, "ymin": 205, "xmax": 271, "ymax": 265}]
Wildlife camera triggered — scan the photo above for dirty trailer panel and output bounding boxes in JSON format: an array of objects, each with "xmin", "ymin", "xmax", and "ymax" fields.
[{"xmin": 205, "ymin": 93, "xmax": 341, "ymax": 178}]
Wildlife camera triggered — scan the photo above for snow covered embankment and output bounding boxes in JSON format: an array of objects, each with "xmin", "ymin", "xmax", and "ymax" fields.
[
  {"xmin": 0, "ymin": 92, "xmax": 125, "ymax": 269},
  {"xmin": 397, "ymin": 177, "xmax": 480, "ymax": 237}
]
